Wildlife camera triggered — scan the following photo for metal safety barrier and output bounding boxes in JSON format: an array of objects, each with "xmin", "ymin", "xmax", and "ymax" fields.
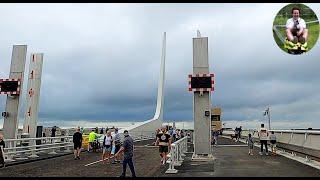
[
  {"xmin": 222, "ymin": 129, "xmax": 320, "ymax": 159},
  {"xmin": 2, "ymin": 130, "xmax": 157, "ymax": 163},
  {"xmin": 165, "ymin": 136, "xmax": 188, "ymax": 174}
]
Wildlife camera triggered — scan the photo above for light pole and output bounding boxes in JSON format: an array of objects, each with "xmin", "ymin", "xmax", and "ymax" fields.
[{"xmin": 263, "ymin": 107, "xmax": 271, "ymax": 130}]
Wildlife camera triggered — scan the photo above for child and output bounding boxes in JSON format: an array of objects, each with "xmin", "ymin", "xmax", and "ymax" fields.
[
  {"xmin": 247, "ymin": 133, "xmax": 254, "ymax": 155},
  {"xmin": 269, "ymin": 131, "xmax": 277, "ymax": 155}
]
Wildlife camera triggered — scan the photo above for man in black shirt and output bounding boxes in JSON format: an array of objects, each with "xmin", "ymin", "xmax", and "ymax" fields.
[
  {"xmin": 156, "ymin": 125, "xmax": 171, "ymax": 165},
  {"xmin": 115, "ymin": 130, "xmax": 136, "ymax": 177},
  {"xmin": 73, "ymin": 127, "xmax": 83, "ymax": 160}
]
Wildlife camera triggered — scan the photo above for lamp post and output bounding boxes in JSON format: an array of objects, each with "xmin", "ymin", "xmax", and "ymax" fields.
[{"xmin": 263, "ymin": 107, "xmax": 271, "ymax": 130}]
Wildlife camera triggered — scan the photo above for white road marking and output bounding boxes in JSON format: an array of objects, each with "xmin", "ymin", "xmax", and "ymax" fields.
[{"xmin": 84, "ymin": 156, "xmax": 115, "ymax": 167}]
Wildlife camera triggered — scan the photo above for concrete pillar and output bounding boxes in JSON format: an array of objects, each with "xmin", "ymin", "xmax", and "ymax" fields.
[
  {"xmin": 3, "ymin": 45, "xmax": 27, "ymax": 140},
  {"xmin": 23, "ymin": 53, "xmax": 44, "ymax": 138},
  {"xmin": 192, "ymin": 33, "xmax": 213, "ymax": 158}
]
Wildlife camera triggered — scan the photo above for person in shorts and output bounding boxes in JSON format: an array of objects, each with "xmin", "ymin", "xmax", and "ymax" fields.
[
  {"xmin": 286, "ymin": 7, "xmax": 308, "ymax": 44},
  {"xmin": 102, "ymin": 130, "xmax": 113, "ymax": 164},
  {"xmin": 269, "ymin": 131, "xmax": 277, "ymax": 156},
  {"xmin": 73, "ymin": 127, "xmax": 83, "ymax": 160},
  {"xmin": 156, "ymin": 125, "xmax": 171, "ymax": 165}
]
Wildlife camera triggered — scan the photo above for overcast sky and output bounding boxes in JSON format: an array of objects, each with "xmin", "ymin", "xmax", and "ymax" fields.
[{"xmin": 0, "ymin": 3, "xmax": 320, "ymax": 129}]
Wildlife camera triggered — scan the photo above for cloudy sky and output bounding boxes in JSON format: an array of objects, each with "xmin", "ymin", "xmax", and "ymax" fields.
[{"xmin": 0, "ymin": 3, "xmax": 319, "ymax": 129}]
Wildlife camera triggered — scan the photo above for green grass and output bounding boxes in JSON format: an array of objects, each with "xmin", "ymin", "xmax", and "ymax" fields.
[{"xmin": 273, "ymin": 23, "xmax": 320, "ymax": 54}]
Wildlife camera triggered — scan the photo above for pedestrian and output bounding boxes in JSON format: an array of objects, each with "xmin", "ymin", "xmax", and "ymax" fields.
[
  {"xmin": 269, "ymin": 131, "xmax": 277, "ymax": 155},
  {"xmin": 51, "ymin": 126, "xmax": 57, "ymax": 143},
  {"xmin": 51, "ymin": 126, "xmax": 57, "ymax": 137},
  {"xmin": 172, "ymin": 128, "xmax": 176, "ymax": 142},
  {"xmin": 156, "ymin": 125, "xmax": 171, "ymax": 165},
  {"xmin": 258, "ymin": 124, "xmax": 269, "ymax": 155},
  {"xmin": 234, "ymin": 127, "xmax": 239, "ymax": 142},
  {"xmin": 0, "ymin": 133, "xmax": 5, "ymax": 168},
  {"xmin": 73, "ymin": 127, "xmax": 83, "ymax": 160},
  {"xmin": 115, "ymin": 130, "xmax": 136, "ymax": 177},
  {"xmin": 213, "ymin": 131, "xmax": 219, "ymax": 146},
  {"xmin": 100, "ymin": 127, "xmax": 104, "ymax": 134},
  {"xmin": 111, "ymin": 128, "xmax": 122, "ymax": 164},
  {"xmin": 102, "ymin": 130, "xmax": 113, "ymax": 164},
  {"xmin": 88, "ymin": 129, "xmax": 96, "ymax": 152},
  {"xmin": 238, "ymin": 126, "xmax": 242, "ymax": 140},
  {"xmin": 247, "ymin": 133, "xmax": 254, "ymax": 155}
]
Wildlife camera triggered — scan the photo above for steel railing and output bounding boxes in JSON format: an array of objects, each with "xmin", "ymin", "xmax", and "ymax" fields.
[
  {"xmin": 165, "ymin": 136, "xmax": 188, "ymax": 174},
  {"xmin": 2, "ymin": 131, "xmax": 157, "ymax": 163},
  {"xmin": 222, "ymin": 129, "xmax": 320, "ymax": 159}
]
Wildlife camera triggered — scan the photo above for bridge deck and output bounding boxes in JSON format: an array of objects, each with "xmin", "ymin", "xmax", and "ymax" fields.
[
  {"xmin": 156, "ymin": 137, "xmax": 320, "ymax": 177},
  {"xmin": 1, "ymin": 137, "xmax": 319, "ymax": 177}
]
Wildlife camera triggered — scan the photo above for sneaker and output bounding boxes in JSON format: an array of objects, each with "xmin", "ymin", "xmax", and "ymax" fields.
[
  {"xmin": 77, "ymin": 156, "xmax": 80, "ymax": 160},
  {"xmin": 74, "ymin": 157, "xmax": 77, "ymax": 160},
  {"xmin": 112, "ymin": 161, "xmax": 117, "ymax": 164},
  {"xmin": 265, "ymin": 153, "xmax": 269, "ymax": 156},
  {"xmin": 259, "ymin": 152, "xmax": 263, "ymax": 155}
]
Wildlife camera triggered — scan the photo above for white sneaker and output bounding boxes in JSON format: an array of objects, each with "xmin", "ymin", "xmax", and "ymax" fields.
[
  {"xmin": 265, "ymin": 153, "xmax": 269, "ymax": 156},
  {"xmin": 259, "ymin": 152, "xmax": 263, "ymax": 155}
]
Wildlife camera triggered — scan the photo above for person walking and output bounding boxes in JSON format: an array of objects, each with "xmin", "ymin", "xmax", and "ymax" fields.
[
  {"xmin": 73, "ymin": 127, "xmax": 83, "ymax": 160},
  {"xmin": 115, "ymin": 130, "xmax": 136, "ymax": 177},
  {"xmin": 258, "ymin": 124, "xmax": 269, "ymax": 155},
  {"xmin": 111, "ymin": 128, "xmax": 122, "ymax": 164},
  {"xmin": 102, "ymin": 130, "xmax": 113, "ymax": 164},
  {"xmin": 269, "ymin": 131, "xmax": 277, "ymax": 155},
  {"xmin": 156, "ymin": 125, "xmax": 171, "ymax": 165}
]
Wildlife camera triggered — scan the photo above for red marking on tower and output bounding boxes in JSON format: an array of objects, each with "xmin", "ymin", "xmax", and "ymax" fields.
[
  {"xmin": 28, "ymin": 88, "xmax": 34, "ymax": 97},
  {"xmin": 28, "ymin": 107, "xmax": 31, "ymax": 117}
]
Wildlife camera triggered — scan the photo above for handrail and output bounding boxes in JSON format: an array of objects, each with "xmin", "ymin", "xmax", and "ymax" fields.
[
  {"xmin": 2, "ymin": 131, "xmax": 156, "ymax": 163},
  {"xmin": 222, "ymin": 129, "xmax": 320, "ymax": 159},
  {"xmin": 165, "ymin": 136, "xmax": 188, "ymax": 174}
]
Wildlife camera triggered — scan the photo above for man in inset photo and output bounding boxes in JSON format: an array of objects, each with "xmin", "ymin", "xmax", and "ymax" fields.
[{"xmin": 286, "ymin": 7, "xmax": 308, "ymax": 44}]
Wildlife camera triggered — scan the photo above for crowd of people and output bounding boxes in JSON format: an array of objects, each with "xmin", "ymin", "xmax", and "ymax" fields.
[{"xmin": 72, "ymin": 126, "xmax": 136, "ymax": 177}]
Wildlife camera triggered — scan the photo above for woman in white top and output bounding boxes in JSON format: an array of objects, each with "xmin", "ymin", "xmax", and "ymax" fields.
[
  {"xmin": 102, "ymin": 130, "xmax": 113, "ymax": 164},
  {"xmin": 286, "ymin": 7, "xmax": 308, "ymax": 43}
]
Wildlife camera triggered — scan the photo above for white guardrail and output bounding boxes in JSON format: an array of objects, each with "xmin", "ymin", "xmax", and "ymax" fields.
[
  {"xmin": 222, "ymin": 129, "xmax": 320, "ymax": 158},
  {"xmin": 165, "ymin": 136, "xmax": 188, "ymax": 174},
  {"xmin": 1, "ymin": 131, "xmax": 156, "ymax": 163}
]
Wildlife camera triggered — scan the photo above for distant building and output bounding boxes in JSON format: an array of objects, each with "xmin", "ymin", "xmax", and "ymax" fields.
[{"xmin": 211, "ymin": 107, "xmax": 222, "ymax": 132}]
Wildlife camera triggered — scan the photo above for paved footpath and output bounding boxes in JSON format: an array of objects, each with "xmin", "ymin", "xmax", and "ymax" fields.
[
  {"xmin": 0, "ymin": 139, "xmax": 167, "ymax": 177},
  {"xmin": 155, "ymin": 137, "xmax": 320, "ymax": 177}
]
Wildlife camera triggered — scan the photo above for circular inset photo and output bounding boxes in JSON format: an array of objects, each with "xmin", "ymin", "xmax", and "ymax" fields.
[{"xmin": 273, "ymin": 3, "xmax": 320, "ymax": 55}]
